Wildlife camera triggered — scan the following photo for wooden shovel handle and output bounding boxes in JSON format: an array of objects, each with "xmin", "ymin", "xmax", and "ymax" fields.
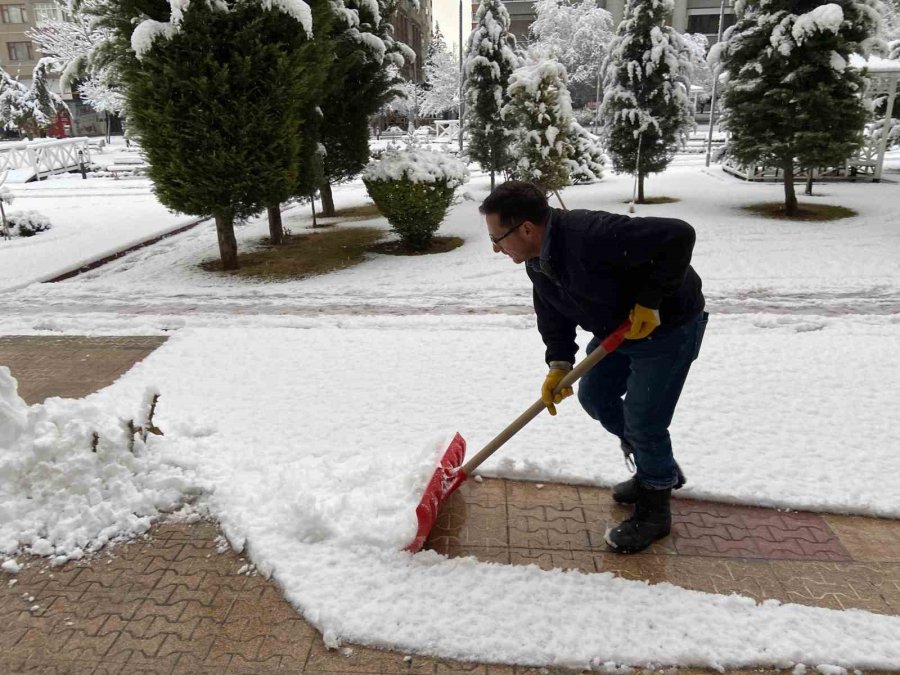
[{"xmin": 460, "ymin": 320, "xmax": 631, "ymax": 476}]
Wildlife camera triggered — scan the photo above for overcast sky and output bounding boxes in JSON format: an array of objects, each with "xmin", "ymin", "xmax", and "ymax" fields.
[{"xmin": 432, "ymin": 0, "xmax": 473, "ymax": 57}]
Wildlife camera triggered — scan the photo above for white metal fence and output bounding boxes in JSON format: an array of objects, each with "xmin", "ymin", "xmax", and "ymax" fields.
[{"xmin": 0, "ymin": 138, "xmax": 92, "ymax": 181}]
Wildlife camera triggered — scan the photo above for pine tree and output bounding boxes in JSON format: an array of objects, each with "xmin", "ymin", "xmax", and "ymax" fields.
[
  {"xmin": 108, "ymin": 0, "xmax": 331, "ymax": 268},
  {"xmin": 464, "ymin": 0, "xmax": 521, "ymax": 188},
  {"xmin": 503, "ymin": 54, "xmax": 575, "ymax": 198},
  {"xmin": 316, "ymin": 0, "xmax": 409, "ymax": 216},
  {"xmin": 421, "ymin": 24, "xmax": 460, "ymax": 117},
  {"xmin": 599, "ymin": 0, "xmax": 693, "ymax": 203},
  {"xmin": 716, "ymin": 0, "xmax": 880, "ymax": 215},
  {"xmin": 567, "ymin": 121, "xmax": 606, "ymax": 183},
  {"xmin": 0, "ymin": 68, "xmax": 28, "ymax": 133}
]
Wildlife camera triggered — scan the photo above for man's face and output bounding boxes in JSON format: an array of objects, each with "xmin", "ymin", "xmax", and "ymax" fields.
[{"xmin": 485, "ymin": 212, "xmax": 539, "ymax": 264}]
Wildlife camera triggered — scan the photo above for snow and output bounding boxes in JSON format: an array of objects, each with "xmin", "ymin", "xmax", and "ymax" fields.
[
  {"xmin": 131, "ymin": 20, "xmax": 175, "ymax": 59},
  {"xmin": 262, "ymin": 0, "xmax": 314, "ymax": 36},
  {"xmin": 1, "ymin": 558, "xmax": 21, "ymax": 573},
  {"xmin": 0, "ymin": 164, "xmax": 199, "ymax": 290},
  {"xmin": 1, "ymin": 160, "xmax": 900, "ymax": 668},
  {"xmin": 363, "ymin": 147, "xmax": 469, "ymax": 186},
  {"xmin": 0, "ymin": 367, "xmax": 207, "ymax": 564},
  {"xmin": 792, "ymin": 4, "xmax": 844, "ymax": 44}
]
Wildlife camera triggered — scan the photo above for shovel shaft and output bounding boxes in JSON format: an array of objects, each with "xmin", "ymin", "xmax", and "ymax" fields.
[{"xmin": 460, "ymin": 320, "xmax": 630, "ymax": 476}]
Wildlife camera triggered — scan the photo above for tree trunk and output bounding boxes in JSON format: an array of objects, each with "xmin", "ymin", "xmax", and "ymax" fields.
[
  {"xmin": 783, "ymin": 160, "xmax": 798, "ymax": 216},
  {"xmin": 490, "ymin": 170, "xmax": 495, "ymax": 190},
  {"xmin": 320, "ymin": 182, "xmax": 335, "ymax": 217},
  {"xmin": 215, "ymin": 213, "xmax": 239, "ymax": 270},
  {"xmin": 805, "ymin": 171, "xmax": 814, "ymax": 197},
  {"xmin": 267, "ymin": 206, "xmax": 283, "ymax": 245},
  {"xmin": 637, "ymin": 173, "xmax": 645, "ymax": 204}
]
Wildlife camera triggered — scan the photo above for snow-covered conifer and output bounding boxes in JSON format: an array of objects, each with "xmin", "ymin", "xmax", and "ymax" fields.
[
  {"xmin": 317, "ymin": 0, "xmax": 413, "ymax": 216},
  {"xmin": 464, "ymin": 0, "xmax": 521, "ymax": 188},
  {"xmin": 715, "ymin": 0, "xmax": 882, "ymax": 214},
  {"xmin": 599, "ymin": 0, "xmax": 693, "ymax": 203},
  {"xmin": 503, "ymin": 54, "xmax": 574, "ymax": 195}
]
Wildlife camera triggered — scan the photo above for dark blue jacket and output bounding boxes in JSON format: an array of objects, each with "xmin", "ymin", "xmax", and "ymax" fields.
[{"xmin": 526, "ymin": 207, "xmax": 704, "ymax": 364}]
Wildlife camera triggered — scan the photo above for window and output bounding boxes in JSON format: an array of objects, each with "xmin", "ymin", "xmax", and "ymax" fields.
[
  {"xmin": 0, "ymin": 4, "xmax": 27, "ymax": 23},
  {"xmin": 686, "ymin": 11, "xmax": 736, "ymax": 43},
  {"xmin": 33, "ymin": 3, "xmax": 63, "ymax": 24},
  {"xmin": 7, "ymin": 41, "xmax": 33, "ymax": 62}
]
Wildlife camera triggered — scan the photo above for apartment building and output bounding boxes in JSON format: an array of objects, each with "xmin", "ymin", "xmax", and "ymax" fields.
[{"xmin": 389, "ymin": 0, "xmax": 433, "ymax": 82}]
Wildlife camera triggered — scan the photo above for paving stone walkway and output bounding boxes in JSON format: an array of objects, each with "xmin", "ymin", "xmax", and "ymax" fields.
[{"xmin": 1, "ymin": 336, "xmax": 898, "ymax": 675}]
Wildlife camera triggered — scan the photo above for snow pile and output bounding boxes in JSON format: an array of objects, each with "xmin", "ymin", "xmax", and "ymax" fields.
[
  {"xmin": 363, "ymin": 147, "xmax": 469, "ymax": 187},
  {"xmin": 792, "ymin": 4, "xmax": 844, "ymax": 44},
  {"xmin": 0, "ymin": 367, "xmax": 206, "ymax": 565}
]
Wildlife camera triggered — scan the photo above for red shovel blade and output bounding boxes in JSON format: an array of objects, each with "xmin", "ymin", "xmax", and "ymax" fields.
[{"xmin": 405, "ymin": 432, "xmax": 468, "ymax": 553}]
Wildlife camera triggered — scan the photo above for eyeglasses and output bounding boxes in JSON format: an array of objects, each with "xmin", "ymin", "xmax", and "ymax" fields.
[{"xmin": 489, "ymin": 219, "xmax": 525, "ymax": 245}]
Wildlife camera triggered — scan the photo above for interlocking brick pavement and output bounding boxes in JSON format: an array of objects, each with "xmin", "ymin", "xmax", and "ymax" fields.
[{"xmin": 3, "ymin": 335, "xmax": 900, "ymax": 674}]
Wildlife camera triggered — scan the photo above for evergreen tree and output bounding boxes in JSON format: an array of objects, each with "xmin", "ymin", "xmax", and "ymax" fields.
[
  {"xmin": 464, "ymin": 0, "xmax": 521, "ymax": 188},
  {"xmin": 316, "ymin": 0, "xmax": 409, "ymax": 216},
  {"xmin": 567, "ymin": 121, "xmax": 606, "ymax": 183},
  {"xmin": 599, "ymin": 0, "xmax": 693, "ymax": 203},
  {"xmin": 107, "ymin": 0, "xmax": 331, "ymax": 268},
  {"xmin": 0, "ymin": 60, "xmax": 68, "ymax": 138},
  {"xmin": 503, "ymin": 54, "xmax": 575, "ymax": 198},
  {"xmin": 716, "ymin": 0, "xmax": 880, "ymax": 214}
]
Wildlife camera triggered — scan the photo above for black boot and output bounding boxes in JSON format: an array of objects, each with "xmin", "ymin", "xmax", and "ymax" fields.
[
  {"xmin": 612, "ymin": 466, "xmax": 686, "ymax": 504},
  {"xmin": 613, "ymin": 440, "xmax": 686, "ymax": 504},
  {"xmin": 605, "ymin": 483, "xmax": 672, "ymax": 554}
]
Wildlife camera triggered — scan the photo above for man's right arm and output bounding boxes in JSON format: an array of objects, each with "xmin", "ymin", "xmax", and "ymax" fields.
[{"xmin": 533, "ymin": 286, "xmax": 578, "ymax": 366}]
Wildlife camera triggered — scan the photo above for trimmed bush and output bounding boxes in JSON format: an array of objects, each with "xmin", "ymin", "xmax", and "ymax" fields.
[
  {"xmin": 8, "ymin": 211, "xmax": 52, "ymax": 237},
  {"xmin": 362, "ymin": 149, "xmax": 468, "ymax": 251}
]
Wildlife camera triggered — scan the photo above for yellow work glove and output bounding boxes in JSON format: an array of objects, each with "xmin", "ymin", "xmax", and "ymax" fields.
[
  {"xmin": 541, "ymin": 366, "xmax": 573, "ymax": 416},
  {"xmin": 625, "ymin": 304, "xmax": 661, "ymax": 340}
]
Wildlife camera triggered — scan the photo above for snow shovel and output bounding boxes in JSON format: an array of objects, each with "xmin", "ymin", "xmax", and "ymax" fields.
[{"xmin": 405, "ymin": 320, "xmax": 631, "ymax": 553}]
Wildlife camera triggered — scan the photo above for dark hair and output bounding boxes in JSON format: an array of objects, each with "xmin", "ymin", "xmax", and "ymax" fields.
[{"xmin": 479, "ymin": 181, "xmax": 550, "ymax": 229}]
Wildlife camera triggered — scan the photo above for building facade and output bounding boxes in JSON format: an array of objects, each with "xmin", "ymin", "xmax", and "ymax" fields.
[
  {"xmin": 472, "ymin": 0, "xmax": 735, "ymax": 46},
  {"xmin": 389, "ymin": 0, "xmax": 432, "ymax": 82}
]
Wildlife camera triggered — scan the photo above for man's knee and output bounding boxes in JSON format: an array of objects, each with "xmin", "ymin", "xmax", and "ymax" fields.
[{"xmin": 578, "ymin": 376, "xmax": 621, "ymax": 426}]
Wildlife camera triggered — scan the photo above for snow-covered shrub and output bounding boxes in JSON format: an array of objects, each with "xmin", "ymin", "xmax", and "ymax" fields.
[
  {"xmin": 362, "ymin": 148, "xmax": 468, "ymax": 251},
  {"xmin": 8, "ymin": 211, "xmax": 52, "ymax": 237}
]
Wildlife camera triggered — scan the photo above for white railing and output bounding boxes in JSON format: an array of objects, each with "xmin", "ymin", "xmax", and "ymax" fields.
[
  {"xmin": 434, "ymin": 120, "xmax": 460, "ymax": 142},
  {"xmin": 0, "ymin": 138, "xmax": 92, "ymax": 181}
]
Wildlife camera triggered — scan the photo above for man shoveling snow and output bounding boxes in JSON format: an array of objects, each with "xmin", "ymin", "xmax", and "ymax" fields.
[{"xmin": 481, "ymin": 181, "xmax": 707, "ymax": 553}]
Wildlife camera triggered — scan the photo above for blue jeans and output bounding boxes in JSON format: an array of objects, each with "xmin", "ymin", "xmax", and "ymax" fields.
[{"xmin": 577, "ymin": 312, "xmax": 708, "ymax": 489}]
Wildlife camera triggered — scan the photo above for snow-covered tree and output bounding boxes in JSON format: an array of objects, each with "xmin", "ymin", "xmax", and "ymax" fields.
[
  {"xmin": 714, "ymin": 0, "xmax": 881, "ymax": 215},
  {"xmin": 503, "ymin": 53, "xmax": 605, "ymax": 197},
  {"xmin": 105, "ymin": 0, "xmax": 333, "ymax": 267},
  {"xmin": 0, "ymin": 69, "xmax": 29, "ymax": 132},
  {"xmin": 27, "ymin": 1, "xmax": 125, "ymax": 119},
  {"xmin": 599, "ymin": 0, "xmax": 693, "ymax": 203},
  {"xmin": 0, "ymin": 60, "xmax": 68, "ymax": 137},
  {"xmin": 464, "ymin": 0, "xmax": 521, "ymax": 188},
  {"xmin": 567, "ymin": 121, "xmax": 606, "ymax": 183},
  {"xmin": 420, "ymin": 25, "xmax": 460, "ymax": 117},
  {"xmin": 317, "ymin": 0, "xmax": 413, "ymax": 215},
  {"xmin": 503, "ymin": 54, "xmax": 575, "ymax": 196},
  {"xmin": 682, "ymin": 33, "xmax": 713, "ymax": 112},
  {"xmin": 530, "ymin": 0, "xmax": 614, "ymax": 107},
  {"xmin": 385, "ymin": 67, "xmax": 426, "ymax": 130}
]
